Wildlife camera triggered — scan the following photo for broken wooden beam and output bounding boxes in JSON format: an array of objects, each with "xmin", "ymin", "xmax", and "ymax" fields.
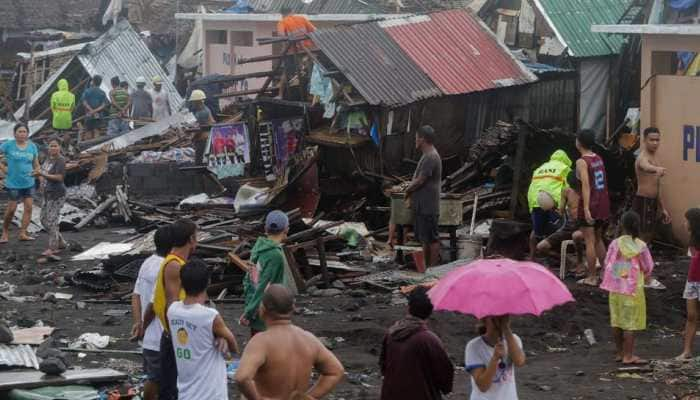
[
  {"xmin": 74, "ymin": 195, "xmax": 116, "ymax": 230},
  {"xmin": 238, "ymin": 53, "xmax": 286, "ymax": 64},
  {"xmin": 214, "ymin": 87, "xmax": 278, "ymax": 99}
]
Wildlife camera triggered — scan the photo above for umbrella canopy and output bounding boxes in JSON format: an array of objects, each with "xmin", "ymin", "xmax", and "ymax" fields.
[{"xmin": 428, "ymin": 258, "xmax": 574, "ymax": 319}]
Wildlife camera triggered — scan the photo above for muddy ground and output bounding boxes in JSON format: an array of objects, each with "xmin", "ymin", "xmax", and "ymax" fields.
[{"xmin": 0, "ymin": 227, "xmax": 698, "ymax": 399}]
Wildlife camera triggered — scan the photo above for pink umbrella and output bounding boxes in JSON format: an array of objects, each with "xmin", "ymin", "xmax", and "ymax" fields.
[{"xmin": 428, "ymin": 258, "xmax": 574, "ymax": 319}]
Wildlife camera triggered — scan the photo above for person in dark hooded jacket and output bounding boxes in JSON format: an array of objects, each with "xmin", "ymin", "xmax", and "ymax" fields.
[{"xmin": 380, "ymin": 286, "xmax": 454, "ymax": 400}]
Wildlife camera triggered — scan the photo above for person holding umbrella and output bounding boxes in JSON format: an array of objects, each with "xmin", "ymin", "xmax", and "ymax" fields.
[
  {"xmin": 428, "ymin": 258, "xmax": 574, "ymax": 399},
  {"xmin": 466, "ymin": 316, "xmax": 526, "ymax": 399}
]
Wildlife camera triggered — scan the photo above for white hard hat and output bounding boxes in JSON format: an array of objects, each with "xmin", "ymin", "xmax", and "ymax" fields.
[
  {"xmin": 136, "ymin": 76, "xmax": 146, "ymax": 84},
  {"xmin": 189, "ymin": 89, "xmax": 206, "ymax": 101},
  {"xmin": 537, "ymin": 191, "xmax": 556, "ymax": 211},
  {"xmin": 152, "ymin": 76, "xmax": 162, "ymax": 84}
]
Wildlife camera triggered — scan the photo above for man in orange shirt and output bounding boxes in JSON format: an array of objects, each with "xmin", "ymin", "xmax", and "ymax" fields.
[{"xmin": 277, "ymin": 7, "xmax": 316, "ymax": 98}]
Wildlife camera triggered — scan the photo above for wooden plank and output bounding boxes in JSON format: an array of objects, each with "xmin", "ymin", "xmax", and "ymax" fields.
[
  {"xmin": 509, "ymin": 126, "xmax": 529, "ymax": 216},
  {"xmin": 238, "ymin": 53, "xmax": 286, "ymax": 64},
  {"xmin": 283, "ymin": 247, "xmax": 307, "ymax": 293},
  {"xmin": 0, "ymin": 368, "xmax": 127, "ymax": 391},
  {"xmin": 316, "ymin": 238, "xmax": 330, "ymax": 287}
]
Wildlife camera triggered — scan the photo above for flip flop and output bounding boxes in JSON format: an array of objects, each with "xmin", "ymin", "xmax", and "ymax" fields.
[
  {"xmin": 622, "ymin": 358, "xmax": 648, "ymax": 365},
  {"xmin": 645, "ymin": 278, "xmax": 666, "ymax": 290},
  {"xmin": 0, "ymin": 239, "xmax": 7, "ymax": 244},
  {"xmin": 19, "ymin": 236, "xmax": 35, "ymax": 242},
  {"xmin": 577, "ymin": 277, "xmax": 598, "ymax": 287}
]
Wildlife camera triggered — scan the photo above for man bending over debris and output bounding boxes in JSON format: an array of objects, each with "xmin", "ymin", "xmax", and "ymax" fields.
[
  {"xmin": 240, "ymin": 210, "xmax": 297, "ymax": 337},
  {"xmin": 169, "ymin": 259, "xmax": 239, "ymax": 400},
  {"xmin": 235, "ymin": 284, "xmax": 344, "ymax": 400},
  {"xmin": 527, "ymin": 149, "xmax": 571, "ymax": 260},
  {"xmin": 147, "ymin": 219, "xmax": 198, "ymax": 400},
  {"xmin": 131, "ymin": 226, "xmax": 172, "ymax": 400}
]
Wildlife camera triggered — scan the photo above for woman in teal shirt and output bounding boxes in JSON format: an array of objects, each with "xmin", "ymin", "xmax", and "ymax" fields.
[{"xmin": 0, "ymin": 123, "xmax": 39, "ymax": 243}]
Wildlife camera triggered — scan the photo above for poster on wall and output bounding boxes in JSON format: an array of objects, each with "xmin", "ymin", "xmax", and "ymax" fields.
[
  {"xmin": 205, "ymin": 122, "xmax": 250, "ymax": 178},
  {"xmin": 270, "ymin": 117, "xmax": 304, "ymax": 174}
]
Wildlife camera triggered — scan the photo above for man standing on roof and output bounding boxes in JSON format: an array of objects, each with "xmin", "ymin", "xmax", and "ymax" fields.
[
  {"xmin": 80, "ymin": 75, "xmax": 109, "ymax": 141},
  {"xmin": 108, "ymin": 76, "xmax": 130, "ymax": 136},
  {"xmin": 50, "ymin": 79, "xmax": 75, "ymax": 133},
  {"xmin": 131, "ymin": 77, "xmax": 153, "ymax": 121},
  {"xmin": 150, "ymin": 76, "xmax": 171, "ymax": 122},
  {"xmin": 276, "ymin": 6, "xmax": 316, "ymax": 98}
]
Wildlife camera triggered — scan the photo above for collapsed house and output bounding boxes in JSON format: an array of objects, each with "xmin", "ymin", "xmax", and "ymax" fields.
[
  {"xmin": 15, "ymin": 20, "xmax": 184, "ymax": 122},
  {"xmin": 299, "ymin": 9, "xmax": 576, "ymax": 181}
]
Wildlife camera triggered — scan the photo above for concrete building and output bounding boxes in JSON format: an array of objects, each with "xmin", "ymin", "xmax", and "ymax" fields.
[{"xmin": 593, "ymin": 23, "xmax": 700, "ymax": 243}]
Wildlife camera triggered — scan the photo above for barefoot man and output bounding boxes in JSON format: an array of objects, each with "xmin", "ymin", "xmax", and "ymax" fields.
[
  {"xmin": 235, "ymin": 284, "xmax": 345, "ymax": 400},
  {"xmin": 633, "ymin": 127, "xmax": 671, "ymax": 243}
]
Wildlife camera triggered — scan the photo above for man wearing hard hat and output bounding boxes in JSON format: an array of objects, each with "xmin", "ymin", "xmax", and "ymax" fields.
[
  {"xmin": 190, "ymin": 89, "xmax": 215, "ymax": 165},
  {"xmin": 131, "ymin": 76, "xmax": 153, "ymax": 121},
  {"xmin": 150, "ymin": 76, "xmax": 171, "ymax": 122},
  {"xmin": 527, "ymin": 149, "xmax": 572, "ymax": 259}
]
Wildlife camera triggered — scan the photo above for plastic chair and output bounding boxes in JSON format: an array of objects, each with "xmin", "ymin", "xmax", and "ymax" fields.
[{"xmin": 560, "ymin": 240, "xmax": 575, "ymax": 279}]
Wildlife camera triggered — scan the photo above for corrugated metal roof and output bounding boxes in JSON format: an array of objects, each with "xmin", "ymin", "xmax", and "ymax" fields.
[
  {"xmin": 534, "ymin": 0, "xmax": 632, "ymax": 58},
  {"xmin": 247, "ymin": 0, "xmax": 473, "ymax": 14},
  {"xmin": 78, "ymin": 20, "xmax": 184, "ymax": 114},
  {"xmin": 0, "ymin": 120, "xmax": 47, "ymax": 141},
  {"xmin": 15, "ymin": 20, "xmax": 184, "ymax": 120},
  {"xmin": 310, "ymin": 9, "xmax": 535, "ymax": 106},
  {"xmin": 382, "ymin": 10, "xmax": 536, "ymax": 95},
  {"xmin": 0, "ymin": 344, "xmax": 39, "ymax": 369},
  {"xmin": 248, "ymin": 0, "xmax": 384, "ymax": 14},
  {"xmin": 310, "ymin": 23, "xmax": 442, "ymax": 106}
]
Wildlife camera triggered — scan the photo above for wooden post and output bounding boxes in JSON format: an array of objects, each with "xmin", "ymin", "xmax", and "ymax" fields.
[
  {"xmin": 509, "ymin": 125, "xmax": 528, "ymax": 217},
  {"xmin": 316, "ymin": 237, "xmax": 330, "ymax": 287},
  {"xmin": 24, "ymin": 43, "xmax": 36, "ymax": 122},
  {"xmin": 283, "ymin": 247, "xmax": 306, "ymax": 293}
]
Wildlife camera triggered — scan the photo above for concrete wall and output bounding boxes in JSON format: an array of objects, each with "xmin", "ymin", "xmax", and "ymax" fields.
[
  {"xmin": 201, "ymin": 19, "xmax": 358, "ymax": 94},
  {"xmin": 641, "ymin": 34, "xmax": 700, "ymax": 244}
]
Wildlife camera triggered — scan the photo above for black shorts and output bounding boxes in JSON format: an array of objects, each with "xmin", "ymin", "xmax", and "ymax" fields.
[
  {"xmin": 531, "ymin": 207, "xmax": 562, "ymax": 239},
  {"xmin": 284, "ymin": 54, "xmax": 298, "ymax": 75},
  {"xmin": 577, "ymin": 219, "xmax": 608, "ymax": 229},
  {"xmin": 414, "ymin": 214, "xmax": 439, "ymax": 244},
  {"xmin": 544, "ymin": 221, "xmax": 578, "ymax": 249},
  {"xmin": 85, "ymin": 117, "xmax": 103, "ymax": 130},
  {"xmin": 143, "ymin": 349, "xmax": 161, "ymax": 382},
  {"xmin": 159, "ymin": 332, "xmax": 178, "ymax": 400}
]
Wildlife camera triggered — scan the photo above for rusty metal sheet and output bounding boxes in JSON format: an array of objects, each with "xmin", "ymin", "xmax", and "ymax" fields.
[
  {"xmin": 310, "ymin": 23, "xmax": 441, "ymax": 107},
  {"xmin": 381, "ymin": 10, "xmax": 537, "ymax": 95}
]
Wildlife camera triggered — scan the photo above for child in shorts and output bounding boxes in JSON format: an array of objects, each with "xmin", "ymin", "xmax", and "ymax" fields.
[
  {"xmin": 600, "ymin": 211, "xmax": 654, "ymax": 364},
  {"xmin": 678, "ymin": 208, "xmax": 700, "ymax": 360}
]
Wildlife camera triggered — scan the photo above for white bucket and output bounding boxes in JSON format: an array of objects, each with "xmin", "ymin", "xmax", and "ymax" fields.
[{"xmin": 457, "ymin": 237, "xmax": 482, "ymax": 260}]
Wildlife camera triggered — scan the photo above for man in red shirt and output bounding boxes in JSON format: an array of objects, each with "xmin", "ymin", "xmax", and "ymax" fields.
[
  {"xmin": 575, "ymin": 129, "xmax": 610, "ymax": 286},
  {"xmin": 277, "ymin": 7, "xmax": 316, "ymax": 98}
]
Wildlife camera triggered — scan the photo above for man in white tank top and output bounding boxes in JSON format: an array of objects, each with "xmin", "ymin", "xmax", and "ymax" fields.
[
  {"xmin": 235, "ymin": 284, "xmax": 345, "ymax": 399},
  {"xmin": 168, "ymin": 259, "xmax": 240, "ymax": 400}
]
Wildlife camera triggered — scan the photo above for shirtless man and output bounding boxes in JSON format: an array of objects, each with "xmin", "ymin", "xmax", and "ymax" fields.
[
  {"xmin": 235, "ymin": 284, "xmax": 345, "ymax": 400},
  {"xmin": 633, "ymin": 127, "xmax": 671, "ymax": 243}
]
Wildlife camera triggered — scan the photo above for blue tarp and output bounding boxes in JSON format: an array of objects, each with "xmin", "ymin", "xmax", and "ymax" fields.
[{"xmin": 670, "ymin": 0, "xmax": 697, "ymax": 10}]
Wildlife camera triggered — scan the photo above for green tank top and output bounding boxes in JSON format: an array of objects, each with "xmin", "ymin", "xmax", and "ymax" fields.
[{"xmin": 110, "ymin": 89, "xmax": 129, "ymax": 116}]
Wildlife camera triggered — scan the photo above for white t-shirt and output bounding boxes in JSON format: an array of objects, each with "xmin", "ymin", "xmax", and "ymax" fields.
[
  {"xmin": 168, "ymin": 301, "xmax": 227, "ymax": 400},
  {"xmin": 150, "ymin": 90, "xmax": 170, "ymax": 121},
  {"xmin": 133, "ymin": 254, "xmax": 165, "ymax": 351},
  {"xmin": 465, "ymin": 335, "xmax": 523, "ymax": 400}
]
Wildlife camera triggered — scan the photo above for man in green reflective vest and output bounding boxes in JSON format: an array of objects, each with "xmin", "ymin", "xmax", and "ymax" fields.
[{"xmin": 50, "ymin": 79, "xmax": 75, "ymax": 132}]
